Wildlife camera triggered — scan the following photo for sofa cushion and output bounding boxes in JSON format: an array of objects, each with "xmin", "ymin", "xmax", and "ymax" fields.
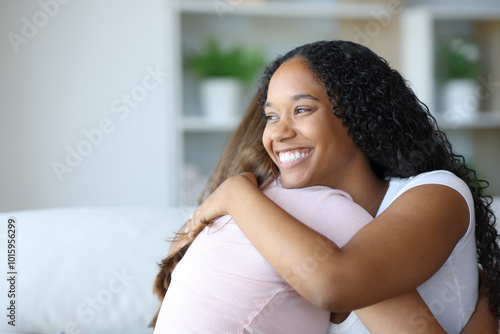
[{"xmin": 0, "ymin": 206, "xmax": 189, "ymax": 334}]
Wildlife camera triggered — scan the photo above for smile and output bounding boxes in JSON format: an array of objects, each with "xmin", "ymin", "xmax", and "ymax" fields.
[{"xmin": 278, "ymin": 149, "xmax": 311, "ymax": 164}]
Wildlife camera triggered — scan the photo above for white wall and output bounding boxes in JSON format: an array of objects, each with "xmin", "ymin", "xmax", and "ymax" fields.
[{"xmin": 0, "ymin": 0, "xmax": 176, "ymax": 211}]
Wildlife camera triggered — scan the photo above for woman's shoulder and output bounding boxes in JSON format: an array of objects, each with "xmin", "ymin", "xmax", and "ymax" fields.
[
  {"xmin": 378, "ymin": 170, "xmax": 473, "ymax": 216},
  {"xmin": 264, "ymin": 179, "xmax": 366, "ymax": 221},
  {"xmin": 389, "ymin": 170, "xmax": 468, "ymax": 196}
]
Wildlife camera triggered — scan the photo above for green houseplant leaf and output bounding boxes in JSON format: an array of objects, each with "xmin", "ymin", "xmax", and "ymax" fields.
[
  {"xmin": 184, "ymin": 38, "xmax": 265, "ymax": 86},
  {"xmin": 436, "ymin": 38, "xmax": 481, "ymax": 81}
]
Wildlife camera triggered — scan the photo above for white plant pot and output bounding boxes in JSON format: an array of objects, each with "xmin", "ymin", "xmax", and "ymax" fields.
[
  {"xmin": 442, "ymin": 79, "xmax": 479, "ymax": 122},
  {"xmin": 200, "ymin": 78, "xmax": 243, "ymax": 122}
]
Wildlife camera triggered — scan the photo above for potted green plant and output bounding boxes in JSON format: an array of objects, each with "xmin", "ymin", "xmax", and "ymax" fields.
[
  {"xmin": 184, "ymin": 38, "xmax": 265, "ymax": 121},
  {"xmin": 436, "ymin": 37, "xmax": 482, "ymax": 120}
]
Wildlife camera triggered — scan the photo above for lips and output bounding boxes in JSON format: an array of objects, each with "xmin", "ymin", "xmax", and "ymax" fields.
[{"xmin": 278, "ymin": 148, "xmax": 311, "ymax": 164}]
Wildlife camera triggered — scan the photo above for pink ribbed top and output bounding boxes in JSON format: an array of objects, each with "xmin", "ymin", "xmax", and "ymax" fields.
[{"xmin": 154, "ymin": 181, "xmax": 373, "ymax": 334}]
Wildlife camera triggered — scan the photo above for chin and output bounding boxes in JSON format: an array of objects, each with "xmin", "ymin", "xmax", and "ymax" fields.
[{"xmin": 279, "ymin": 177, "xmax": 310, "ymax": 189}]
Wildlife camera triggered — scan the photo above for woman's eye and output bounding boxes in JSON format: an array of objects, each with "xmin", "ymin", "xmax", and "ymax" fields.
[
  {"xmin": 265, "ymin": 114, "xmax": 278, "ymax": 122},
  {"xmin": 296, "ymin": 108, "xmax": 310, "ymax": 114}
]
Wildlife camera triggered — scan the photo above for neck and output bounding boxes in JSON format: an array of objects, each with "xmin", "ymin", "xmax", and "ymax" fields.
[
  {"xmin": 337, "ymin": 164, "xmax": 389, "ymax": 218},
  {"xmin": 351, "ymin": 176, "xmax": 389, "ymax": 217}
]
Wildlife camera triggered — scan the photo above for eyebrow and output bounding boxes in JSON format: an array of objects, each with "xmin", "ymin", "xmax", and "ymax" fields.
[{"xmin": 263, "ymin": 94, "xmax": 319, "ymax": 110}]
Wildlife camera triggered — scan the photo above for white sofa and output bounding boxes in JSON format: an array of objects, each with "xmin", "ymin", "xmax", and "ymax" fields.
[
  {"xmin": 0, "ymin": 199, "xmax": 498, "ymax": 334},
  {"xmin": 0, "ymin": 206, "xmax": 190, "ymax": 334}
]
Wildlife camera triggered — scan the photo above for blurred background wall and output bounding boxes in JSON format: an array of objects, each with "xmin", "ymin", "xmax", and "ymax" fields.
[{"xmin": 0, "ymin": 0, "xmax": 177, "ymax": 211}]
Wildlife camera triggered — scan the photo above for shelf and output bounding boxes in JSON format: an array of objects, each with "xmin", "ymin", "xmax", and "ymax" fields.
[
  {"xmin": 415, "ymin": 3, "xmax": 500, "ymax": 20},
  {"xmin": 436, "ymin": 111, "xmax": 500, "ymax": 130},
  {"xmin": 180, "ymin": 116, "xmax": 241, "ymax": 132},
  {"xmin": 176, "ymin": 1, "xmax": 389, "ymax": 19}
]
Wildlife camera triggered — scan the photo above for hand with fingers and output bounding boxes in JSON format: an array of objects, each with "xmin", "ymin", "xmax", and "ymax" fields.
[{"xmin": 186, "ymin": 172, "xmax": 259, "ymax": 239}]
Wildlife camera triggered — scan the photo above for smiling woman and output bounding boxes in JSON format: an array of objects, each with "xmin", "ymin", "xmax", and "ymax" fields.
[
  {"xmin": 152, "ymin": 40, "xmax": 500, "ymax": 333},
  {"xmin": 262, "ymin": 57, "xmax": 367, "ymax": 191}
]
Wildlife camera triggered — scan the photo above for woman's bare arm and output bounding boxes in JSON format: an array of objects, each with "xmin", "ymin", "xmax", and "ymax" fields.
[
  {"xmin": 360, "ymin": 283, "xmax": 497, "ymax": 333},
  {"xmin": 355, "ymin": 290, "xmax": 445, "ymax": 333},
  {"xmin": 191, "ymin": 173, "xmax": 469, "ymax": 311}
]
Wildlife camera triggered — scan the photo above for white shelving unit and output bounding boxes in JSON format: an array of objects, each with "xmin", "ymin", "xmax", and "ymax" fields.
[
  {"xmin": 401, "ymin": 3, "xmax": 500, "ymax": 111},
  {"xmin": 436, "ymin": 112, "xmax": 500, "ymax": 131},
  {"xmin": 178, "ymin": 1, "xmax": 389, "ymax": 18},
  {"xmin": 401, "ymin": 2, "xmax": 500, "ymax": 195},
  {"xmin": 181, "ymin": 116, "xmax": 242, "ymax": 132},
  {"xmin": 172, "ymin": 0, "xmax": 500, "ymax": 205}
]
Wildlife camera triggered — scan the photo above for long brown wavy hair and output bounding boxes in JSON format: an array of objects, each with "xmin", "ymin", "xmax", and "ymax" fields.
[{"xmin": 150, "ymin": 95, "xmax": 277, "ymax": 327}]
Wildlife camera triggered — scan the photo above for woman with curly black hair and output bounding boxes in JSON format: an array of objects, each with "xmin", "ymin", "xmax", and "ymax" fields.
[{"xmin": 188, "ymin": 40, "xmax": 500, "ymax": 332}]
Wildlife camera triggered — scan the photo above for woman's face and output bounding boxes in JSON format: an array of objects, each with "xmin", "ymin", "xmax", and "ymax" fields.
[{"xmin": 262, "ymin": 57, "xmax": 362, "ymax": 189}]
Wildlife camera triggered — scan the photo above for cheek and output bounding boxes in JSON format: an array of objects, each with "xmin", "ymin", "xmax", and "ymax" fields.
[{"xmin": 262, "ymin": 129, "xmax": 274, "ymax": 160}]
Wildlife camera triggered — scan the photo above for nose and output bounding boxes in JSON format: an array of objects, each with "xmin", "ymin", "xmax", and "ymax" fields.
[{"xmin": 270, "ymin": 118, "xmax": 296, "ymax": 142}]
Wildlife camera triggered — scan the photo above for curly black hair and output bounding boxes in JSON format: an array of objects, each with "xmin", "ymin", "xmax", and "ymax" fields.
[{"xmin": 257, "ymin": 40, "xmax": 500, "ymax": 318}]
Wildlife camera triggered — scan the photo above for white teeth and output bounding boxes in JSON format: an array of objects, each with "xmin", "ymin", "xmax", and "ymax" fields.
[{"xmin": 279, "ymin": 150, "xmax": 309, "ymax": 163}]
